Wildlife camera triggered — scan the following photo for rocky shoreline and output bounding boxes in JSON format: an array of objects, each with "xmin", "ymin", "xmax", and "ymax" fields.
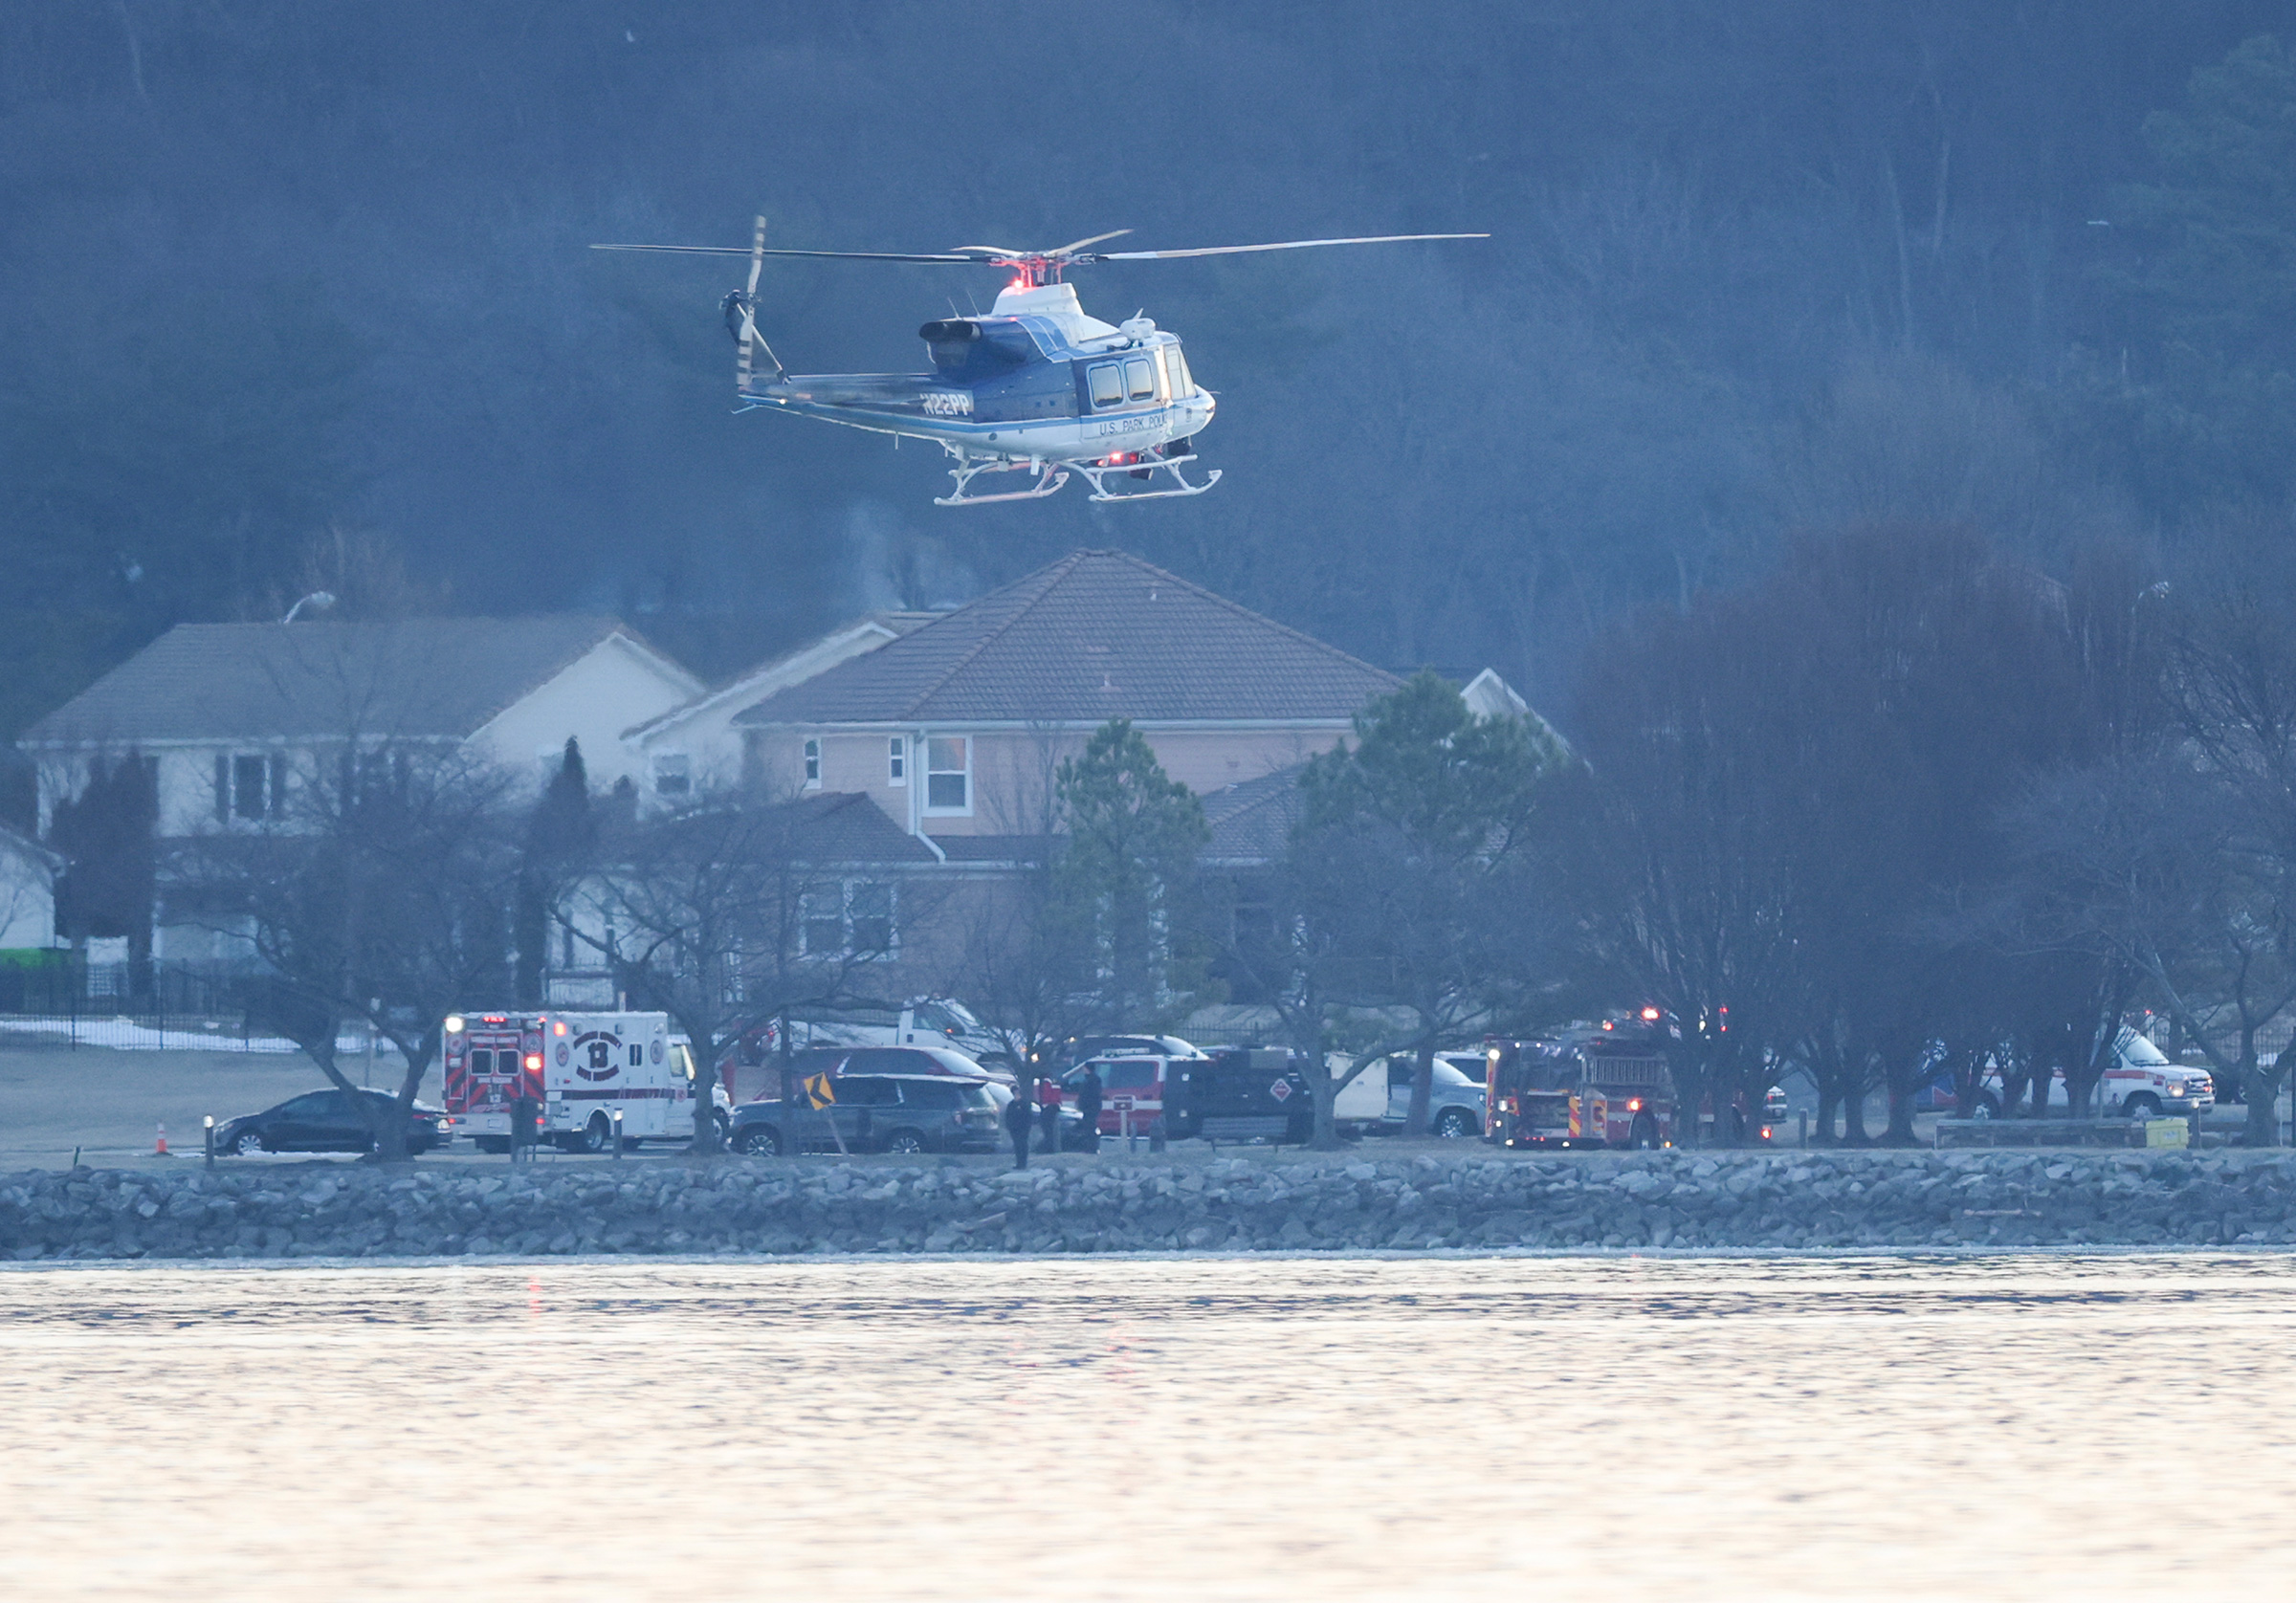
[{"xmin": 8, "ymin": 1148, "xmax": 2296, "ymax": 1261}]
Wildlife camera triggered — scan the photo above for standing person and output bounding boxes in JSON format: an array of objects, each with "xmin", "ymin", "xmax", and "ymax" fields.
[
  {"xmin": 1004, "ymin": 1084, "xmax": 1035, "ymax": 1170},
  {"xmin": 1072, "ymin": 1068, "xmax": 1104, "ymax": 1154},
  {"xmin": 1038, "ymin": 1074, "xmax": 1063, "ymax": 1154}
]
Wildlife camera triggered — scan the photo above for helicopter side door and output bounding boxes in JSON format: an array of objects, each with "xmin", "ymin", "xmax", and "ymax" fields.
[
  {"xmin": 1079, "ymin": 352, "xmax": 1166, "ymax": 429},
  {"xmin": 1082, "ymin": 360, "xmax": 1127, "ymax": 411}
]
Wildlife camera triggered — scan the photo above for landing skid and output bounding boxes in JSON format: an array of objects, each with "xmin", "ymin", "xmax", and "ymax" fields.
[
  {"xmin": 935, "ymin": 448, "xmax": 1219, "ymax": 508},
  {"xmin": 1071, "ymin": 452, "xmax": 1221, "ymax": 503},
  {"xmin": 934, "ymin": 454, "xmax": 1070, "ymax": 507}
]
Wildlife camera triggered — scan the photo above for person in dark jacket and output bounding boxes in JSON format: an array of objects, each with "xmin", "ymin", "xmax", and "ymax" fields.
[
  {"xmin": 1071, "ymin": 1071, "xmax": 1104, "ymax": 1153},
  {"xmin": 1004, "ymin": 1087, "xmax": 1034, "ymax": 1170}
]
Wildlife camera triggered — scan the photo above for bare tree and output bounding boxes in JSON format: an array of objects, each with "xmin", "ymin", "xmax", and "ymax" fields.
[
  {"xmin": 949, "ymin": 847, "xmax": 1088, "ymax": 1057},
  {"xmin": 1559, "ymin": 602, "xmax": 1803, "ymax": 1145},
  {"xmin": 179, "ymin": 741, "xmax": 520, "ymax": 1160},
  {"xmin": 2167, "ymin": 576, "xmax": 2296, "ymax": 1142},
  {"xmin": 2002, "ymin": 747, "xmax": 2296, "ymax": 1139},
  {"xmin": 1212, "ymin": 827, "xmax": 1430, "ymax": 1152},
  {"xmin": 568, "ymin": 790, "xmax": 938, "ymax": 1155},
  {"xmin": 943, "ymin": 724, "xmax": 1092, "ymax": 1119}
]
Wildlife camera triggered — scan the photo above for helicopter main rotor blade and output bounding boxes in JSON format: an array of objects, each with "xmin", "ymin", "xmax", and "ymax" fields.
[
  {"xmin": 591, "ymin": 243, "xmax": 982, "ymax": 263},
  {"xmin": 1084, "ymin": 231, "xmax": 1489, "ymax": 261},
  {"xmin": 1046, "ymin": 229, "xmax": 1134, "ymax": 256}
]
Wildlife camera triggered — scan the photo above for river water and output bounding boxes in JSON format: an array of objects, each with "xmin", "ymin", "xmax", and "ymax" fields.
[{"xmin": 3, "ymin": 1253, "xmax": 2293, "ymax": 1600}]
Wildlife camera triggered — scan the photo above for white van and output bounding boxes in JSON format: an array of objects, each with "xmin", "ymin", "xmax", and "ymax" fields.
[{"xmin": 1970, "ymin": 1030, "xmax": 2213, "ymax": 1118}]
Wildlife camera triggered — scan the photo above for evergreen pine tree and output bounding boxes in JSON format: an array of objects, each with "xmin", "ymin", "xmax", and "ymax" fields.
[{"xmin": 515, "ymin": 738, "xmax": 594, "ymax": 1004}]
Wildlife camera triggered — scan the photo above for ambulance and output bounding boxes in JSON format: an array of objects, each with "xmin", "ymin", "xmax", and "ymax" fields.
[{"xmin": 442, "ymin": 1011, "xmax": 727, "ymax": 1153}]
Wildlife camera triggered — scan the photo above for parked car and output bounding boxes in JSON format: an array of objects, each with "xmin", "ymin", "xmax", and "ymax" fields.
[
  {"xmin": 838, "ymin": 1044, "xmax": 1012, "ymax": 1084},
  {"xmin": 736, "ymin": 1044, "xmax": 1013, "ymax": 1097},
  {"xmin": 216, "ymin": 1088, "xmax": 449, "ymax": 1156},
  {"xmin": 791, "ymin": 1043, "xmax": 1011, "ymax": 1084},
  {"xmin": 1332, "ymin": 1054, "xmax": 1490, "ymax": 1139},
  {"xmin": 728, "ymin": 1074, "xmax": 1006, "ymax": 1156}
]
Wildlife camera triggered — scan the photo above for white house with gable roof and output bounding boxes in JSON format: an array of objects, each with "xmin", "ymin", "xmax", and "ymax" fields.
[
  {"xmin": 621, "ymin": 612, "xmax": 934, "ymax": 810},
  {"xmin": 22, "ymin": 616, "xmax": 705, "ymax": 839}
]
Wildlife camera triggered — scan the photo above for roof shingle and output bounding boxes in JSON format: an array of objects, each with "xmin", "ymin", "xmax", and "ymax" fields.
[
  {"xmin": 743, "ymin": 791, "xmax": 941, "ymax": 864},
  {"xmin": 734, "ymin": 550, "xmax": 1399, "ymax": 728},
  {"xmin": 1201, "ymin": 764, "xmax": 1305, "ymax": 865}
]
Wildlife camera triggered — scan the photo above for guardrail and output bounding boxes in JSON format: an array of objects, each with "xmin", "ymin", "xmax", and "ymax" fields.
[{"xmin": 1932, "ymin": 1116, "xmax": 2194, "ymax": 1150}]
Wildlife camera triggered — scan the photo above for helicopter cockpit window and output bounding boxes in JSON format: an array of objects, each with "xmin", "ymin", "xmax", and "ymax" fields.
[
  {"xmin": 1088, "ymin": 363, "xmax": 1123, "ymax": 408},
  {"xmin": 1124, "ymin": 358, "xmax": 1157, "ymax": 403}
]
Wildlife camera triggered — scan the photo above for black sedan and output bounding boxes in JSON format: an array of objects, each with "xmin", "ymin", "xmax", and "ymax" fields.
[{"xmin": 215, "ymin": 1088, "xmax": 449, "ymax": 1156}]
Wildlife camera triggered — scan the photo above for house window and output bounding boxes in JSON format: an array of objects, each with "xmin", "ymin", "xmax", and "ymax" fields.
[
  {"xmin": 801, "ymin": 881, "xmax": 898, "ymax": 959},
  {"xmin": 803, "ymin": 737, "xmax": 821, "ymax": 789},
  {"xmin": 216, "ymin": 753, "xmax": 280, "ymax": 821},
  {"xmin": 849, "ymin": 882, "xmax": 894, "ymax": 955},
  {"xmin": 888, "ymin": 736, "xmax": 907, "ymax": 786},
  {"xmin": 652, "ymin": 753, "xmax": 691, "ymax": 798},
  {"xmin": 801, "ymin": 883, "xmax": 844, "ymax": 956},
  {"xmin": 925, "ymin": 736, "xmax": 969, "ymax": 813}
]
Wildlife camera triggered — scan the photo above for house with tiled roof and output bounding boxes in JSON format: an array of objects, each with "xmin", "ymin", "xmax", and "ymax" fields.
[
  {"xmin": 23, "ymin": 617, "xmax": 705, "ymax": 839},
  {"xmin": 733, "ymin": 549, "xmax": 1404, "ymax": 853}
]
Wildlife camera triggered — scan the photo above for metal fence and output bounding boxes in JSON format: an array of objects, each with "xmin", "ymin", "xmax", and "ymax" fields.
[{"xmin": 0, "ymin": 956, "xmax": 367, "ymax": 1054}]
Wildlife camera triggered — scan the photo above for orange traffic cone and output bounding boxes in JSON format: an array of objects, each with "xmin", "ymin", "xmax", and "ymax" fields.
[{"xmin": 155, "ymin": 1122, "xmax": 168, "ymax": 1156}]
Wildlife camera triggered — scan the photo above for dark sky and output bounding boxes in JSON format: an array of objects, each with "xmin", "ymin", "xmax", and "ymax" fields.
[{"xmin": 4, "ymin": 1, "xmax": 2291, "ymax": 719}]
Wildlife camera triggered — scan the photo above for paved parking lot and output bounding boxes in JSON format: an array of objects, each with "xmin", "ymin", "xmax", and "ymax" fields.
[
  {"xmin": 4, "ymin": 1040, "xmax": 2267, "ymax": 1174},
  {"xmin": 0, "ymin": 1044, "xmax": 426, "ymax": 1170}
]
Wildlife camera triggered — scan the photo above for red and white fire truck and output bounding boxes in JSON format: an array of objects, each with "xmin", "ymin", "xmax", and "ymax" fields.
[
  {"xmin": 1484, "ymin": 1030, "xmax": 1677, "ymax": 1150},
  {"xmin": 442, "ymin": 1011, "xmax": 724, "ymax": 1153}
]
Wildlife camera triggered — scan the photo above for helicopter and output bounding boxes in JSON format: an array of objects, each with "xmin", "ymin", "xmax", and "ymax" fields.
[{"xmin": 591, "ymin": 221, "xmax": 1486, "ymax": 507}]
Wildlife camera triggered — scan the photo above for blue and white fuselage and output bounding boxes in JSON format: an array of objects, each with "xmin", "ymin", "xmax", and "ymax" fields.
[{"xmin": 737, "ymin": 282, "xmax": 1218, "ymax": 505}]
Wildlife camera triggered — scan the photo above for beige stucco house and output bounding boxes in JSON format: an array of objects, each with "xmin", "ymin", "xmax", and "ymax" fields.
[{"xmin": 732, "ymin": 549, "xmax": 1406, "ymax": 859}]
